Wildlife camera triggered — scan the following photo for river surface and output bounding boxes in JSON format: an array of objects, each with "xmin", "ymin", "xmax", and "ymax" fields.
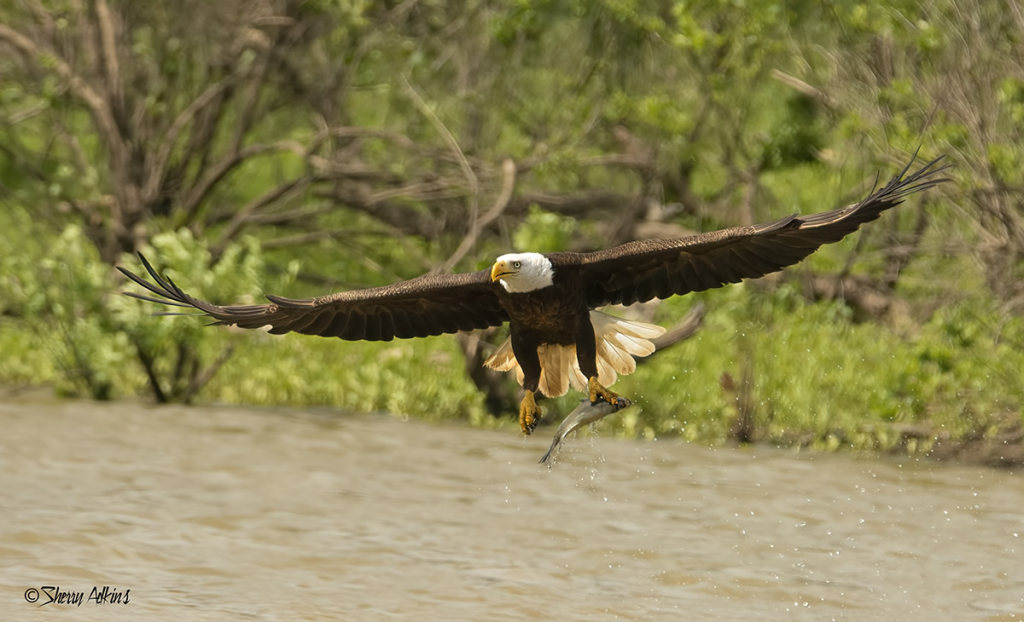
[{"xmin": 1, "ymin": 393, "xmax": 1022, "ymax": 621}]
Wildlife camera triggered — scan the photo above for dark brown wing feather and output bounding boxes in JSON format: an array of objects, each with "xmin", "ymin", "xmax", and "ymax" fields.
[
  {"xmin": 118, "ymin": 255, "xmax": 509, "ymax": 342},
  {"xmin": 553, "ymin": 154, "xmax": 951, "ymax": 308}
]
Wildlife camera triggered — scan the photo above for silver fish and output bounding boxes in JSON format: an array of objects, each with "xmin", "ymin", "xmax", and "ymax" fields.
[{"xmin": 539, "ymin": 397, "xmax": 632, "ymax": 464}]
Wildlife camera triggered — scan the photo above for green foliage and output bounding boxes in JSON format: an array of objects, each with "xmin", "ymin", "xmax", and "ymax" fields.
[
  {"xmin": 761, "ymin": 93, "xmax": 826, "ymax": 170},
  {"xmin": 0, "ymin": 212, "xmax": 489, "ymax": 420},
  {"xmin": 0, "ymin": 207, "xmax": 59, "ymax": 386},
  {"xmin": 609, "ymin": 284, "xmax": 1024, "ymax": 453},
  {"xmin": 512, "ymin": 206, "xmax": 577, "ymax": 253},
  {"xmin": 0, "ymin": 214, "xmax": 130, "ymax": 398},
  {"xmin": 207, "ymin": 333, "xmax": 488, "ymax": 423}
]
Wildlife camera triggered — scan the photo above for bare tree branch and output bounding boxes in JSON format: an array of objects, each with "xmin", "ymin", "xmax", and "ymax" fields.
[
  {"xmin": 179, "ymin": 140, "xmax": 300, "ymax": 223},
  {"xmin": 212, "ymin": 175, "xmax": 316, "ymax": 258},
  {"xmin": 314, "ymin": 186, "xmax": 444, "ymax": 236},
  {"xmin": 229, "ymin": 36, "xmax": 274, "ymax": 154},
  {"xmin": 237, "ymin": 205, "xmax": 335, "ymax": 227},
  {"xmin": 144, "ymin": 78, "xmax": 235, "ymax": 204},
  {"xmin": 5, "ymin": 102, "xmax": 48, "ymax": 124},
  {"xmin": 133, "ymin": 338, "xmax": 168, "ymax": 403},
  {"xmin": 306, "ymin": 126, "xmax": 419, "ymax": 153},
  {"xmin": 437, "ymin": 157, "xmax": 516, "ymax": 272},
  {"xmin": 260, "ymin": 230, "xmax": 344, "ymax": 249},
  {"xmin": 771, "ymin": 69, "xmax": 832, "ymax": 108},
  {"xmin": 183, "ymin": 344, "xmax": 236, "ymax": 403},
  {"xmin": 366, "ymin": 177, "xmax": 469, "ymax": 203},
  {"xmin": 510, "ymin": 190, "xmax": 629, "ymax": 217},
  {"xmin": 649, "ymin": 303, "xmax": 706, "ymax": 352},
  {"xmin": 402, "ymin": 74, "xmax": 478, "ymax": 195},
  {"xmin": 93, "ymin": 0, "xmax": 123, "ymax": 110},
  {"xmin": 400, "ymin": 73, "xmax": 480, "ymax": 240},
  {"xmin": 22, "ymin": 0, "xmax": 57, "ymax": 38},
  {"xmin": 0, "ymin": 23, "xmax": 124, "ymax": 161}
]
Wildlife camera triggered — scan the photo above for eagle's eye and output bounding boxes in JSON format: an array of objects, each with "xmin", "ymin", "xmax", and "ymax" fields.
[{"xmin": 513, "ymin": 261, "xmax": 521, "ymax": 268}]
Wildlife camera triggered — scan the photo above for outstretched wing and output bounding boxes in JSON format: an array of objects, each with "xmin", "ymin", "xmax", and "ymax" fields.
[
  {"xmin": 560, "ymin": 154, "xmax": 951, "ymax": 307},
  {"xmin": 118, "ymin": 255, "xmax": 509, "ymax": 341}
]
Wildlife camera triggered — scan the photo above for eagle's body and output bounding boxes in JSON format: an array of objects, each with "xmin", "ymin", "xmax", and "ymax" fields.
[
  {"xmin": 120, "ymin": 155, "xmax": 949, "ymax": 434},
  {"xmin": 496, "ymin": 262, "xmax": 576, "ymax": 341},
  {"xmin": 486, "ymin": 253, "xmax": 665, "ymax": 403}
]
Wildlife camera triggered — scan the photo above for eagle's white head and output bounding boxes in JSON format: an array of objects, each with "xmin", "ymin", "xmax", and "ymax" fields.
[{"xmin": 490, "ymin": 252, "xmax": 554, "ymax": 293}]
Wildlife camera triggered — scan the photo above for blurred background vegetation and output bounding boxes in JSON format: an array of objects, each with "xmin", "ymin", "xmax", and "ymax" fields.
[{"xmin": 1, "ymin": 0, "xmax": 1022, "ymax": 461}]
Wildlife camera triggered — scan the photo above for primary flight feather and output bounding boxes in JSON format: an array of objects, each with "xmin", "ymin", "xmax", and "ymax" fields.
[{"xmin": 120, "ymin": 154, "xmax": 950, "ymax": 434}]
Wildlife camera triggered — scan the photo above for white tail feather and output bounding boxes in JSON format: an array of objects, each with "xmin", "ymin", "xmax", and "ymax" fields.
[
  {"xmin": 483, "ymin": 310, "xmax": 666, "ymax": 397},
  {"xmin": 486, "ymin": 339, "xmax": 518, "ymax": 372}
]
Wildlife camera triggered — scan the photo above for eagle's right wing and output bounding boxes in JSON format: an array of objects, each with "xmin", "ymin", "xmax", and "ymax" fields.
[
  {"xmin": 119, "ymin": 254, "xmax": 509, "ymax": 342},
  {"xmin": 563, "ymin": 154, "xmax": 951, "ymax": 308}
]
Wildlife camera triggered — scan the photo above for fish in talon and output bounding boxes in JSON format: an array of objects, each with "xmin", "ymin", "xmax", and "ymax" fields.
[{"xmin": 540, "ymin": 397, "xmax": 632, "ymax": 464}]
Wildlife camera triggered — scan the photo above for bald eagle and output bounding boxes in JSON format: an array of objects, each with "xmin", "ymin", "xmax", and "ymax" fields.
[{"xmin": 119, "ymin": 156, "xmax": 948, "ymax": 434}]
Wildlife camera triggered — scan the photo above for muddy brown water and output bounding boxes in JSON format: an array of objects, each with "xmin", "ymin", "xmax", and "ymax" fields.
[{"xmin": 1, "ymin": 394, "xmax": 1022, "ymax": 621}]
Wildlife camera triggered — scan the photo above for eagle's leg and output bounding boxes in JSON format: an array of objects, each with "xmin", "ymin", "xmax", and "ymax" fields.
[
  {"xmin": 576, "ymin": 313, "xmax": 623, "ymax": 407},
  {"xmin": 511, "ymin": 327, "xmax": 543, "ymax": 435},
  {"xmin": 519, "ymin": 390, "xmax": 540, "ymax": 435},
  {"xmin": 587, "ymin": 376, "xmax": 621, "ymax": 407}
]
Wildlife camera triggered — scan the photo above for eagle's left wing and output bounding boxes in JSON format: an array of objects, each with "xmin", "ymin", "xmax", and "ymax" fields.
[{"xmin": 564, "ymin": 155, "xmax": 950, "ymax": 308}]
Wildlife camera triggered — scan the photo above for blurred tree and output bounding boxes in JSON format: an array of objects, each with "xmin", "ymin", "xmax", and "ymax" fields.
[
  {"xmin": 793, "ymin": 0, "xmax": 1023, "ymax": 313},
  {"xmin": 0, "ymin": 0, "xmax": 966, "ymax": 425}
]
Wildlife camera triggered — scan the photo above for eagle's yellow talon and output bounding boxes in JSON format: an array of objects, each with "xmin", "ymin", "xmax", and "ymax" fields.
[
  {"xmin": 519, "ymin": 390, "xmax": 540, "ymax": 435},
  {"xmin": 587, "ymin": 377, "xmax": 621, "ymax": 407}
]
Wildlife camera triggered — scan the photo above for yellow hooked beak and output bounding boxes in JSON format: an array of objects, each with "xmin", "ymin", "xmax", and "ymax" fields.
[{"xmin": 491, "ymin": 260, "xmax": 516, "ymax": 282}]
